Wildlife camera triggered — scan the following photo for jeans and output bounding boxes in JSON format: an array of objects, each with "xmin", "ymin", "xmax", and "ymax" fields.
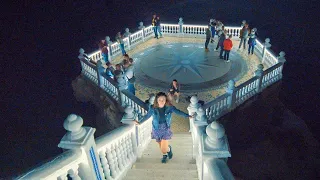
[
  {"xmin": 248, "ymin": 45, "xmax": 255, "ymax": 54},
  {"xmin": 224, "ymin": 50, "xmax": 230, "ymax": 60},
  {"xmin": 239, "ymin": 38, "xmax": 247, "ymax": 49},
  {"xmin": 205, "ymin": 38, "xmax": 210, "ymax": 49},
  {"xmin": 119, "ymin": 43, "xmax": 126, "ymax": 55},
  {"xmin": 153, "ymin": 26, "xmax": 158, "ymax": 38},
  {"xmin": 219, "ymin": 46, "xmax": 224, "ymax": 58},
  {"xmin": 157, "ymin": 26, "xmax": 162, "ymax": 37},
  {"xmin": 102, "ymin": 53, "xmax": 108, "ymax": 64},
  {"xmin": 128, "ymin": 82, "xmax": 135, "ymax": 95}
]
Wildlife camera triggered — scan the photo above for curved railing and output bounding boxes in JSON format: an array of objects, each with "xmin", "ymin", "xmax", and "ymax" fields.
[{"xmin": 16, "ymin": 150, "xmax": 86, "ymax": 179}]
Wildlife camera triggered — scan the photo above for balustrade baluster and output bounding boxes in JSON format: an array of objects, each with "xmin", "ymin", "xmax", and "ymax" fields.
[
  {"xmin": 126, "ymin": 135, "xmax": 133, "ymax": 160},
  {"xmin": 68, "ymin": 166, "xmax": 81, "ymax": 180},
  {"xmin": 111, "ymin": 144, "xmax": 120, "ymax": 175},
  {"xmin": 99, "ymin": 150, "xmax": 112, "ymax": 179},
  {"xmin": 58, "ymin": 173, "xmax": 68, "ymax": 180},
  {"xmin": 121, "ymin": 138, "xmax": 129, "ymax": 163},
  {"xmin": 106, "ymin": 148, "xmax": 116, "ymax": 178},
  {"xmin": 115, "ymin": 142, "xmax": 124, "ymax": 171}
]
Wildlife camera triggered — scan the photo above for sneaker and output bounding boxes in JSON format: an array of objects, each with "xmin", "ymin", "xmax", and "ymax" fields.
[
  {"xmin": 168, "ymin": 145, "xmax": 173, "ymax": 159},
  {"xmin": 175, "ymin": 98, "xmax": 179, "ymax": 103},
  {"xmin": 226, "ymin": 60, "xmax": 230, "ymax": 62},
  {"xmin": 161, "ymin": 155, "xmax": 168, "ymax": 163},
  {"xmin": 205, "ymin": 48, "xmax": 209, "ymax": 52},
  {"xmin": 214, "ymin": 49, "xmax": 218, "ymax": 51}
]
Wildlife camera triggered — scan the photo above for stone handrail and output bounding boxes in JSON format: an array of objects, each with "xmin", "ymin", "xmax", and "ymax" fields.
[
  {"xmin": 16, "ymin": 149, "xmax": 85, "ymax": 179},
  {"xmin": 263, "ymin": 48, "xmax": 279, "ymax": 66},
  {"xmin": 235, "ymin": 76, "xmax": 259, "ymax": 106},
  {"xmin": 203, "ymin": 158, "xmax": 235, "ymax": 180},
  {"xmin": 262, "ymin": 62, "xmax": 283, "ymax": 89},
  {"xmin": 120, "ymin": 89, "xmax": 148, "ymax": 117},
  {"xmin": 255, "ymin": 38, "xmax": 264, "ymax": 56},
  {"xmin": 80, "ymin": 58, "xmax": 99, "ymax": 85},
  {"xmin": 96, "ymin": 125, "xmax": 137, "ymax": 180},
  {"xmin": 202, "ymin": 93, "xmax": 230, "ymax": 121}
]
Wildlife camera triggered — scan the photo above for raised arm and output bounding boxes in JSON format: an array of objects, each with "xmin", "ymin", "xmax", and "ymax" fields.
[
  {"xmin": 172, "ymin": 106, "xmax": 189, "ymax": 118},
  {"xmin": 138, "ymin": 107, "xmax": 154, "ymax": 123}
]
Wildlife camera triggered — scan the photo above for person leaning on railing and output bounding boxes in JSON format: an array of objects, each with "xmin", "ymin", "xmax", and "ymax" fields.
[
  {"xmin": 152, "ymin": 14, "xmax": 158, "ymax": 39},
  {"xmin": 135, "ymin": 92, "xmax": 194, "ymax": 164}
]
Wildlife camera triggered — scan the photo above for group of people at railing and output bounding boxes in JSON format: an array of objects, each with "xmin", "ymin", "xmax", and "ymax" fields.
[{"xmin": 205, "ymin": 19, "xmax": 258, "ymax": 61}]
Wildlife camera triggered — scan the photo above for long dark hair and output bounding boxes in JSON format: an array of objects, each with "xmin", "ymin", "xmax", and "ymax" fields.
[{"xmin": 153, "ymin": 92, "xmax": 172, "ymax": 108}]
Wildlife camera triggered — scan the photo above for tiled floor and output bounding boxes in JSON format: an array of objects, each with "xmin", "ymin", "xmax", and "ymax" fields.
[{"xmin": 111, "ymin": 36, "xmax": 267, "ymax": 132}]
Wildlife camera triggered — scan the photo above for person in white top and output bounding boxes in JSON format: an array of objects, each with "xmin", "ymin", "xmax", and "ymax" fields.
[{"xmin": 123, "ymin": 59, "xmax": 135, "ymax": 95}]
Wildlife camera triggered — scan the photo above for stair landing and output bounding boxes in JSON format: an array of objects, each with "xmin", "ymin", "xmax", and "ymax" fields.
[{"xmin": 124, "ymin": 133, "xmax": 198, "ymax": 180}]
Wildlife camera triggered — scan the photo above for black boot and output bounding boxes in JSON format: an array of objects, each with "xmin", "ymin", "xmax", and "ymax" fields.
[
  {"xmin": 168, "ymin": 145, "xmax": 173, "ymax": 159},
  {"xmin": 161, "ymin": 154, "xmax": 168, "ymax": 163}
]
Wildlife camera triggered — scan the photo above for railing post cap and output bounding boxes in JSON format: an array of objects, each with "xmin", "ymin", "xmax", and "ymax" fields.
[
  {"xmin": 279, "ymin": 51, "xmax": 286, "ymax": 57},
  {"xmin": 105, "ymin": 36, "xmax": 110, "ymax": 40},
  {"xmin": 206, "ymin": 121, "xmax": 225, "ymax": 139},
  {"xmin": 257, "ymin": 64, "xmax": 264, "ymax": 70},
  {"xmin": 190, "ymin": 96, "xmax": 198, "ymax": 104},
  {"xmin": 64, "ymin": 114, "xmax": 83, "ymax": 132},
  {"xmin": 242, "ymin": 20, "xmax": 246, "ymax": 23},
  {"xmin": 139, "ymin": 21, "xmax": 143, "ymax": 25},
  {"xmin": 124, "ymin": 106, "xmax": 134, "ymax": 114},
  {"xmin": 79, "ymin": 48, "xmax": 85, "ymax": 54},
  {"xmin": 228, "ymin": 80, "xmax": 235, "ymax": 88},
  {"xmin": 149, "ymin": 95, "xmax": 155, "ymax": 105},
  {"xmin": 265, "ymin": 38, "xmax": 270, "ymax": 43},
  {"xmin": 125, "ymin": 28, "xmax": 130, "ymax": 32}
]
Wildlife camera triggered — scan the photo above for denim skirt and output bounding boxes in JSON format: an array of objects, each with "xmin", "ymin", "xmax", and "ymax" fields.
[{"xmin": 151, "ymin": 123, "xmax": 173, "ymax": 142}]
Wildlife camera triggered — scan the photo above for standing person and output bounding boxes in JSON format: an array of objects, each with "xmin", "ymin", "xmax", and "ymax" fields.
[
  {"xmin": 168, "ymin": 79, "xmax": 181, "ymax": 103},
  {"xmin": 216, "ymin": 30, "xmax": 227, "ymax": 59},
  {"xmin": 152, "ymin": 14, "xmax": 158, "ymax": 39},
  {"xmin": 205, "ymin": 27, "xmax": 211, "ymax": 51},
  {"xmin": 115, "ymin": 32, "xmax": 127, "ymax": 55},
  {"xmin": 136, "ymin": 92, "xmax": 193, "ymax": 163},
  {"xmin": 210, "ymin": 20, "xmax": 216, "ymax": 43},
  {"xmin": 156, "ymin": 16, "xmax": 163, "ymax": 38},
  {"xmin": 223, "ymin": 35, "xmax": 233, "ymax": 62},
  {"xmin": 123, "ymin": 59, "xmax": 135, "ymax": 95},
  {"xmin": 248, "ymin": 29, "xmax": 257, "ymax": 55},
  {"xmin": 238, "ymin": 23, "xmax": 249, "ymax": 50}
]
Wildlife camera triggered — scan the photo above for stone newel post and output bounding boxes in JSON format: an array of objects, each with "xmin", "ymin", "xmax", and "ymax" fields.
[
  {"xmin": 138, "ymin": 22, "xmax": 146, "ymax": 42},
  {"xmin": 277, "ymin": 51, "xmax": 286, "ymax": 77},
  {"xmin": 255, "ymin": 64, "xmax": 264, "ymax": 93},
  {"xmin": 121, "ymin": 106, "xmax": 138, "ymax": 124},
  {"xmin": 226, "ymin": 80, "xmax": 236, "ymax": 110},
  {"xmin": 58, "ymin": 114, "xmax": 104, "ymax": 180},
  {"xmin": 202, "ymin": 121, "xmax": 231, "ymax": 160},
  {"xmin": 124, "ymin": 28, "xmax": 131, "ymax": 50},
  {"xmin": 262, "ymin": 38, "xmax": 272, "ymax": 63},
  {"xmin": 178, "ymin": 17, "xmax": 184, "ymax": 33},
  {"xmin": 105, "ymin": 36, "xmax": 112, "ymax": 60},
  {"xmin": 195, "ymin": 107, "xmax": 208, "ymax": 126},
  {"xmin": 187, "ymin": 96, "xmax": 200, "ymax": 132}
]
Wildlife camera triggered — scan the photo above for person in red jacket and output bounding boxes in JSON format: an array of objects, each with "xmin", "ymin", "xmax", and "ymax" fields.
[{"xmin": 223, "ymin": 35, "xmax": 233, "ymax": 62}]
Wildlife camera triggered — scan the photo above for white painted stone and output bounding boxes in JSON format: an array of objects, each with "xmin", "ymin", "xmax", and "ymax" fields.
[
  {"xmin": 121, "ymin": 106, "xmax": 138, "ymax": 124},
  {"xmin": 138, "ymin": 22, "xmax": 145, "ymax": 30},
  {"xmin": 278, "ymin": 51, "xmax": 286, "ymax": 63},
  {"xmin": 124, "ymin": 28, "xmax": 131, "ymax": 37},
  {"xmin": 187, "ymin": 96, "xmax": 200, "ymax": 116}
]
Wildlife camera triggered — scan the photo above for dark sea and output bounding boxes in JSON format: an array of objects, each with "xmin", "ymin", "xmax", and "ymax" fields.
[{"xmin": 2, "ymin": 0, "xmax": 319, "ymax": 178}]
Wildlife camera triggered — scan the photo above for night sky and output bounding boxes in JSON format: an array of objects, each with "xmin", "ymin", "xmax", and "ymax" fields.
[{"xmin": 1, "ymin": 0, "xmax": 320, "ymax": 178}]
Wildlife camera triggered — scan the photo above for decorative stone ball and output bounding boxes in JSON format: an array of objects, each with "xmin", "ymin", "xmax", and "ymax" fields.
[
  {"xmin": 206, "ymin": 121, "xmax": 225, "ymax": 140},
  {"xmin": 64, "ymin": 114, "xmax": 83, "ymax": 133},
  {"xmin": 257, "ymin": 64, "xmax": 264, "ymax": 70},
  {"xmin": 265, "ymin": 38, "xmax": 270, "ymax": 43},
  {"xmin": 139, "ymin": 22, "xmax": 144, "ymax": 26},
  {"xmin": 179, "ymin": 17, "xmax": 183, "ymax": 24},
  {"xmin": 190, "ymin": 96, "xmax": 198, "ymax": 104},
  {"xmin": 124, "ymin": 106, "xmax": 134, "ymax": 115},
  {"xmin": 252, "ymin": 28, "xmax": 257, "ymax": 32},
  {"xmin": 242, "ymin": 20, "xmax": 246, "ymax": 24},
  {"xmin": 125, "ymin": 28, "xmax": 130, "ymax": 33},
  {"xmin": 79, "ymin": 48, "xmax": 85, "ymax": 54},
  {"xmin": 228, "ymin": 80, "xmax": 235, "ymax": 90},
  {"xmin": 105, "ymin": 36, "xmax": 111, "ymax": 41},
  {"xmin": 279, "ymin": 51, "xmax": 286, "ymax": 57},
  {"xmin": 210, "ymin": 19, "xmax": 214, "ymax": 23}
]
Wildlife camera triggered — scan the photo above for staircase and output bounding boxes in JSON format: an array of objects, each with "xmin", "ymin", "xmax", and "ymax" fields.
[{"xmin": 124, "ymin": 133, "xmax": 198, "ymax": 180}]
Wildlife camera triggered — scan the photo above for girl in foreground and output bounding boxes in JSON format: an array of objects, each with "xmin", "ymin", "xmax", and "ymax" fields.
[{"xmin": 136, "ymin": 92, "xmax": 193, "ymax": 163}]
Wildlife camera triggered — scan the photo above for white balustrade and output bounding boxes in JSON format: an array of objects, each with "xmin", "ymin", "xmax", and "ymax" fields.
[
  {"xmin": 224, "ymin": 26, "xmax": 242, "ymax": 38},
  {"xmin": 183, "ymin": 24, "xmax": 207, "ymax": 35},
  {"xmin": 203, "ymin": 94, "xmax": 229, "ymax": 121},
  {"xmin": 143, "ymin": 25, "xmax": 154, "ymax": 39},
  {"xmin": 261, "ymin": 63, "xmax": 283, "ymax": 89},
  {"xmin": 96, "ymin": 125, "xmax": 137, "ymax": 180},
  {"xmin": 130, "ymin": 30, "xmax": 144, "ymax": 46},
  {"xmin": 80, "ymin": 59, "xmax": 99, "ymax": 85},
  {"xmin": 235, "ymin": 77, "xmax": 259, "ymax": 105},
  {"xmin": 263, "ymin": 49, "xmax": 278, "ymax": 67},
  {"xmin": 88, "ymin": 50, "xmax": 102, "ymax": 63},
  {"xmin": 120, "ymin": 90, "xmax": 148, "ymax": 116},
  {"xmin": 255, "ymin": 39, "xmax": 264, "ymax": 56},
  {"xmin": 161, "ymin": 24, "xmax": 180, "ymax": 34}
]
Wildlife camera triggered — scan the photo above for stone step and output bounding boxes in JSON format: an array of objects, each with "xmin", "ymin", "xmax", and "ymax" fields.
[
  {"xmin": 124, "ymin": 169, "xmax": 198, "ymax": 180},
  {"xmin": 136, "ymin": 157, "xmax": 196, "ymax": 165},
  {"xmin": 132, "ymin": 162, "xmax": 197, "ymax": 170},
  {"xmin": 124, "ymin": 175, "xmax": 198, "ymax": 180},
  {"xmin": 142, "ymin": 148, "xmax": 193, "ymax": 157}
]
